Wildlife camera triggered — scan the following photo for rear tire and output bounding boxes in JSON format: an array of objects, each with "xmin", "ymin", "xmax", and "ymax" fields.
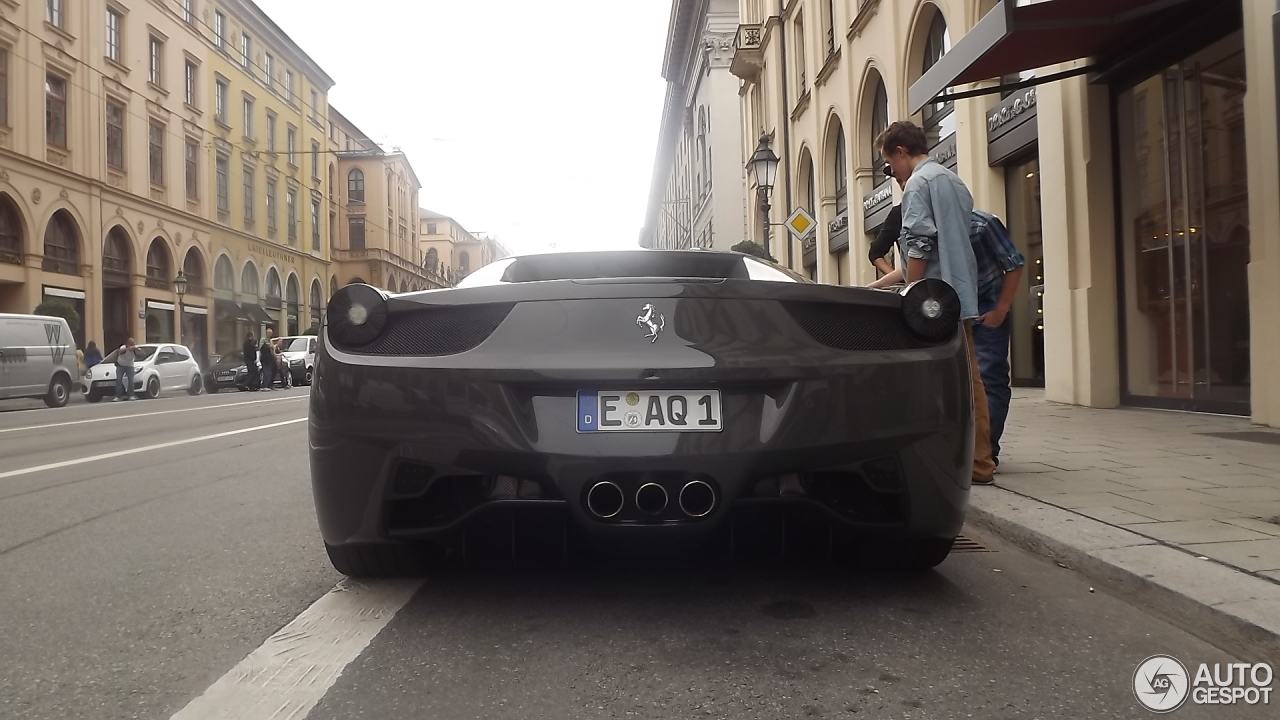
[
  {"xmin": 324, "ymin": 542, "xmax": 448, "ymax": 578},
  {"xmin": 44, "ymin": 376, "xmax": 71, "ymax": 408},
  {"xmin": 145, "ymin": 376, "xmax": 161, "ymax": 399},
  {"xmin": 187, "ymin": 375, "xmax": 203, "ymax": 396},
  {"xmin": 86, "ymin": 391, "xmax": 103, "ymax": 403},
  {"xmin": 849, "ymin": 537, "xmax": 955, "ymax": 572}
]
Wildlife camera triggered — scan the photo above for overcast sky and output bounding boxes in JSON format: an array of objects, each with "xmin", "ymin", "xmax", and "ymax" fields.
[{"xmin": 252, "ymin": 0, "xmax": 673, "ymax": 256}]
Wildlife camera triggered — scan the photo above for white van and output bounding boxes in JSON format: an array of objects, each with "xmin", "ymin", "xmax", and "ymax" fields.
[{"xmin": 0, "ymin": 313, "xmax": 79, "ymax": 408}]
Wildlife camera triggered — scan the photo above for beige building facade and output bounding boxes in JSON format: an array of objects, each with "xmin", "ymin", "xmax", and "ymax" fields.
[
  {"xmin": 0, "ymin": 0, "xmax": 339, "ymax": 359},
  {"xmin": 641, "ymin": 0, "xmax": 747, "ymax": 252},
  {"xmin": 327, "ymin": 108, "xmax": 443, "ymax": 294},
  {"xmin": 419, "ymin": 209, "xmax": 507, "ymax": 284},
  {"xmin": 729, "ymin": 0, "xmax": 1280, "ymax": 426}
]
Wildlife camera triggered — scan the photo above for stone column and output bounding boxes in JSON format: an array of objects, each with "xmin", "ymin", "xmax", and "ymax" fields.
[
  {"xmin": 1035, "ymin": 75, "xmax": 1120, "ymax": 408},
  {"xmin": 1243, "ymin": 0, "xmax": 1280, "ymax": 426}
]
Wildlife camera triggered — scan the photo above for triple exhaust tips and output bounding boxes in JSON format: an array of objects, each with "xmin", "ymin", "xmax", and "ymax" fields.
[{"xmin": 586, "ymin": 480, "xmax": 716, "ymax": 520}]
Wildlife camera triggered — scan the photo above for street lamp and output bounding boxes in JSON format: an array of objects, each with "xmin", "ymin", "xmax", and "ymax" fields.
[
  {"xmin": 173, "ymin": 270, "xmax": 188, "ymax": 345},
  {"xmin": 747, "ymin": 134, "xmax": 780, "ymax": 254}
]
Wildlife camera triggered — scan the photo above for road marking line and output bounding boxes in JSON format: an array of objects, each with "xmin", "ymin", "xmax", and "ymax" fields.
[
  {"xmin": 0, "ymin": 418, "xmax": 306, "ymax": 480},
  {"xmin": 169, "ymin": 579, "xmax": 422, "ymax": 720},
  {"xmin": 0, "ymin": 396, "xmax": 305, "ymax": 435}
]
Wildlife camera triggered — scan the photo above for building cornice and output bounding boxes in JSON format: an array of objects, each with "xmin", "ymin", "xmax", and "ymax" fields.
[{"xmin": 224, "ymin": 0, "xmax": 337, "ymax": 90}]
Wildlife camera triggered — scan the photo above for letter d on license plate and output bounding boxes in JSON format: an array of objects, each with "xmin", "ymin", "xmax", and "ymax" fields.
[{"xmin": 577, "ymin": 390, "xmax": 722, "ymax": 433}]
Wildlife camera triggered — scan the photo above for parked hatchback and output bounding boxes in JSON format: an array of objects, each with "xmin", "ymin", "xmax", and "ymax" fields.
[
  {"xmin": 274, "ymin": 336, "xmax": 317, "ymax": 385},
  {"xmin": 0, "ymin": 313, "xmax": 79, "ymax": 408},
  {"xmin": 82, "ymin": 343, "xmax": 204, "ymax": 401}
]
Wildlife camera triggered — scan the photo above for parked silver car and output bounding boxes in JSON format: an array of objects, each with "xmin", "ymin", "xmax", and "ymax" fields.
[
  {"xmin": 275, "ymin": 335, "xmax": 317, "ymax": 385},
  {"xmin": 0, "ymin": 313, "xmax": 79, "ymax": 408}
]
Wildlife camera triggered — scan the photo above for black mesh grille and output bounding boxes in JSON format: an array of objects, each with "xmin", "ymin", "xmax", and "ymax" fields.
[
  {"xmin": 346, "ymin": 303, "xmax": 514, "ymax": 356},
  {"xmin": 783, "ymin": 301, "xmax": 947, "ymax": 351}
]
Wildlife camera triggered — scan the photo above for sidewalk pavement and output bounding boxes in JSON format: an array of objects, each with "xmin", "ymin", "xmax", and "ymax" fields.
[{"xmin": 966, "ymin": 389, "xmax": 1280, "ymax": 664}]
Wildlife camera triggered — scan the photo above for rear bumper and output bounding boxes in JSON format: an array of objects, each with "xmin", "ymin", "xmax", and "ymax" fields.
[{"xmin": 309, "ymin": 337, "xmax": 973, "ymax": 550}]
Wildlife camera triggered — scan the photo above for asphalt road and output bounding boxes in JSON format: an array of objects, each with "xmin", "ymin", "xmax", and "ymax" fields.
[{"xmin": 0, "ymin": 389, "xmax": 1272, "ymax": 719}]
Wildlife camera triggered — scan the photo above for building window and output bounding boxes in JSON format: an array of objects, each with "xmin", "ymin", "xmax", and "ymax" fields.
[
  {"xmin": 106, "ymin": 9, "xmax": 122, "ymax": 63},
  {"xmin": 242, "ymin": 165, "xmax": 254, "ymax": 222},
  {"xmin": 266, "ymin": 180, "xmax": 277, "ymax": 231},
  {"xmin": 149, "ymin": 36, "xmax": 164, "ymax": 87},
  {"xmin": 287, "ymin": 126, "xmax": 297, "ymax": 165},
  {"xmin": 310, "ymin": 89, "xmax": 318, "ymax": 122},
  {"xmin": 184, "ymin": 61, "xmax": 197, "ymax": 106},
  {"xmin": 182, "ymin": 0, "xmax": 195, "ymax": 25},
  {"xmin": 349, "ymin": 217, "xmax": 365, "ymax": 251},
  {"xmin": 284, "ymin": 70, "xmax": 294, "ymax": 101},
  {"xmin": 0, "ymin": 50, "xmax": 7, "ymax": 126},
  {"xmin": 265, "ymin": 113, "xmax": 276, "ymax": 152},
  {"xmin": 215, "ymin": 79, "xmax": 227, "ymax": 124},
  {"xmin": 45, "ymin": 73, "xmax": 67, "ymax": 147},
  {"xmin": 106, "ymin": 101, "xmax": 125, "ymax": 170},
  {"xmin": 286, "ymin": 189, "xmax": 297, "ymax": 243},
  {"xmin": 427, "ymin": 223, "xmax": 437, "ymax": 235},
  {"xmin": 243, "ymin": 97, "xmax": 254, "ymax": 138},
  {"xmin": 823, "ymin": 0, "xmax": 837, "ymax": 56},
  {"xmin": 348, "ymin": 169, "xmax": 365, "ymax": 202},
  {"xmin": 311, "ymin": 140, "xmax": 319, "ymax": 178},
  {"xmin": 46, "ymin": 0, "xmax": 63, "ymax": 28},
  {"xmin": 264, "ymin": 54, "xmax": 274, "ymax": 88},
  {"xmin": 794, "ymin": 13, "xmax": 806, "ymax": 92},
  {"xmin": 311, "ymin": 200, "xmax": 321, "ymax": 250},
  {"xmin": 921, "ymin": 12, "xmax": 955, "ymax": 147},
  {"xmin": 215, "ymin": 154, "xmax": 229, "ymax": 213},
  {"xmin": 185, "ymin": 138, "xmax": 198, "ymax": 199},
  {"xmin": 240, "ymin": 33, "xmax": 251, "ymax": 69},
  {"xmin": 214, "ymin": 12, "xmax": 226, "ymax": 49},
  {"xmin": 149, "ymin": 121, "xmax": 165, "ymax": 186},
  {"xmin": 43, "ymin": 210, "xmax": 79, "ymax": 274}
]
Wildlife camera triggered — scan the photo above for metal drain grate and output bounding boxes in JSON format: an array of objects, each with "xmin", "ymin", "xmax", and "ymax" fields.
[{"xmin": 952, "ymin": 535, "xmax": 996, "ymax": 553}]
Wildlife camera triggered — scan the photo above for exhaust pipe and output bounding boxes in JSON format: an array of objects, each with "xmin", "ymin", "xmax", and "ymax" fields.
[
  {"xmin": 635, "ymin": 483, "xmax": 669, "ymax": 516},
  {"xmin": 678, "ymin": 480, "xmax": 716, "ymax": 518},
  {"xmin": 586, "ymin": 481, "xmax": 624, "ymax": 519}
]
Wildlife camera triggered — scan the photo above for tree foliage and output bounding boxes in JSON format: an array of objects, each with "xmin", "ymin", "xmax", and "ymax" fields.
[
  {"xmin": 731, "ymin": 240, "xmax": 776, "ymax": 264},
  {"xmin": 34, "ymin": 299, "xmax": 81, "ymax": 333}
]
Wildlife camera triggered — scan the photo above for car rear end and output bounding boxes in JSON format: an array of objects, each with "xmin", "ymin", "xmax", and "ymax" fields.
[{"xmin": 309, "ymin": 251, "xmax": 973, "ymax": 572}]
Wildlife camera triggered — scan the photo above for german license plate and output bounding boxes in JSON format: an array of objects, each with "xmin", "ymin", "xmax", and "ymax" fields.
[
  {"xmin": 219, "ymin": 372, "xmax": 236, "ymax": 380},
  {"xmin": 577, "ymin": 390, "xmax": 722, "ymax": 432}
]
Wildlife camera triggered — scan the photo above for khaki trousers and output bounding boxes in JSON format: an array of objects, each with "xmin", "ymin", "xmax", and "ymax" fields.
[{"xmin": 965, "ymin": 322, "xmax": 996, "ymax": 482}]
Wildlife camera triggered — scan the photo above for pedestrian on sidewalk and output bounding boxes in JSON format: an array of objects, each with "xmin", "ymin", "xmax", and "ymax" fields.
[
  {"xmin": 114, "ymin": 338, "xmax": 139, "ymax": 402},
  {"xmin": 243, "ymin": 332, "xmax": 260, "ymax": 391},
  {"xmin": 84, "ymin": 340, "xmax": 102, "ymax": 369},
  {"xmin": 867, "ymin": 167, "xmax": 1027, "ymax": 469},
  {"xmin": 259, "ymin": 328, "xmax": 277, "ymax": 391},
  {"xmin": 870, "ymin": 120, "xmax": 996, "ymax": 485}
]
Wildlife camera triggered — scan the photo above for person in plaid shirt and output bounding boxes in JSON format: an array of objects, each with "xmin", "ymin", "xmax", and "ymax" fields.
[{"xmin": 869, "ymin": 183, "xmax": 1027, "ymax": 470}]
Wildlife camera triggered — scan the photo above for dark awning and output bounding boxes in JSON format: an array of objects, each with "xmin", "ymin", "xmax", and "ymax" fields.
[
  {"xmin": 214, "ymin": 298, "xmax": 253, "ymax": 323},
  {"xmin": 240, "ymin": 303, "xmax": 277, "ymax": 325},
  {"xmin": 909, "ymin": 0, "xmax": 1201, "ymax": 114}
]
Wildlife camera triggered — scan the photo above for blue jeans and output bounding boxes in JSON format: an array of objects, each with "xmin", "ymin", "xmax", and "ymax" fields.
[
  {"xmin": 973, "ymin": 312, "xmax": 1012, "ymax": 464},
  {"xmin": 260, "ymin": 358, "xmax": 274, "ymax": 389},
  {"xmin": 116, "ymin": 366, "xmax": 136, "ymax": 399}
]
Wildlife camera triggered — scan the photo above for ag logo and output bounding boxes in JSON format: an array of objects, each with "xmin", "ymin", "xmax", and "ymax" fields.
[{"xmin": 1134, "ymin": 655, "xmax": 1190, "ymax": 713}]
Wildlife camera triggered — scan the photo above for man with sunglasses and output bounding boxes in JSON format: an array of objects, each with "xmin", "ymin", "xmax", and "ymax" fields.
[{"xmin": 867, "ymin": 125, "xmax": 1026, "ymax": 476}]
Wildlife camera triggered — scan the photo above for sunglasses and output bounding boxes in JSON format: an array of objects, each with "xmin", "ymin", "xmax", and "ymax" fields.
[{"xmin": 882, "ymin": 163, "xmax": 894, "ymax": 178}]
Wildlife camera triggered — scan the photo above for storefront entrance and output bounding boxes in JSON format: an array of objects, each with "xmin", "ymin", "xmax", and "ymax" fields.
[
  {"xmin": 1117, "ymin": 31, "xmax": 1250, "ymax": 414},
  {"xmin": 1004, "ymin": 156, "xmax": 1045, "ymax": 387}
]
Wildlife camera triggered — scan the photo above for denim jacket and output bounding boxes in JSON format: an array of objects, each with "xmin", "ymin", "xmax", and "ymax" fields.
[{"xmin": 897, "ymin": 158, "xmax": 980, "ymax": 320}]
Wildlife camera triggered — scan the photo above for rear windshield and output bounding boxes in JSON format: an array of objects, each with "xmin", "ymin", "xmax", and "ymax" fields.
[
  {"xmin": 281, "ymin": 338, "xmax": 310, "ymax": 352},
  {"xmin": 457, "ymin": 251, "xmax": 806, "ymax": 287}
]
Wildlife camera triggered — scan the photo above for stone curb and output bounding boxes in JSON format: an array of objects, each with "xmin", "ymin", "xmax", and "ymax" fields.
[{"xmin": 966, "ymin": 487, "xmax": 1280, "ymax": 667}]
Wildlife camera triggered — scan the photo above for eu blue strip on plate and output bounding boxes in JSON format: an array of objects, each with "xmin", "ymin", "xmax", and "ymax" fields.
[{"xmin": 577, "ymin": 391, "xmax": 599, "ymax": 432}]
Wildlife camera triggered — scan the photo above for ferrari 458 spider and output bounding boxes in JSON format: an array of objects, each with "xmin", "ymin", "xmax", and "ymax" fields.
[{"xmin": 309, "ymin": 250, "xmax": 973, "ymax": 576}]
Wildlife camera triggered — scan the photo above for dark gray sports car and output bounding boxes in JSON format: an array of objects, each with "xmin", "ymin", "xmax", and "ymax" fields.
[{"xmin": 309, "ymin": 249, "xmax": 973, "ymax": 577}]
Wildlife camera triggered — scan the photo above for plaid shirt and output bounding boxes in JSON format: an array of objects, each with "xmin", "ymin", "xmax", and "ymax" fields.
[{"xmin": 970, "ymin": 210, "xmax": 1026, "ymax": 309}]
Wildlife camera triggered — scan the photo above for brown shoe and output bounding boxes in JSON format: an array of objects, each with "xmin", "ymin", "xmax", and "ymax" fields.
[{"xmin": 972, "ymin": 476, "xmax": 996, "ymax": 486}]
